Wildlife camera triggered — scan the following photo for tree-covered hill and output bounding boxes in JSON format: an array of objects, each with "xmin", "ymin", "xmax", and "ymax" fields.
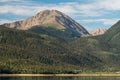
[
  {"xmin": 0, "ymin": 26, "xmax": 102, "ymax": 73},
  {"xmin": 0, "ymin": 20, "xmax": 120, "ymax": 74}
]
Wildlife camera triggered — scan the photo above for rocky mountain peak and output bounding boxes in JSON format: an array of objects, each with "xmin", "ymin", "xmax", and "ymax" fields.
[
  {"xmin": 36, "ymin": 10, "xmax": 65, "ymax": 16},
  {"xmin": 2, "ymin": 9, "xmax": 89, "ymax": 36},
  {"xmin": 90, "ymin": 28, "xmax": 107, "ymax": 36}
]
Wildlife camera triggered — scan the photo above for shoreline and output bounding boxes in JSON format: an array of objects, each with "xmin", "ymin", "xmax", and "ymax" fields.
[{"xmin": 1, "ymin": 74, "xmax": 120, "ymax": 77}]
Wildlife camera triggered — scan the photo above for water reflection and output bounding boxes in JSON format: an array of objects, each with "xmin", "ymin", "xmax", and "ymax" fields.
[{"xmin": 1, "ymin": 76, "xmax": 120, "ymax": 80}]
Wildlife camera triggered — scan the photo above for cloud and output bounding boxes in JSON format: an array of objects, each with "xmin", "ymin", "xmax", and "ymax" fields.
[
  {"xmin": 84, "ymin": 26, "xmax": 94, "ymax": 32},
  {"xmin": 0, "ymin": 5, "xmax": 37, "ymax": 16},
  {"xmin": 0, "ymin": 2, "xmax": 81, "ymax": 16},
  {"xmin": 98, "ymin": 0, "xmax": 120, "ymax": 10},
  {"xmin": 103, "ymin": 19, "xmax": 119, "ymax": 25},
  {"xmin": 78, "ymin": 18, "xmax": 119, "ymax": 25},
  {"xmin": 79, "ymin": 0, "xmax": 120, "ymax": 11},
  {"xmin": 0, "ymin": 0, "xmax": 22, "ymax": 2},
  {"xmin": 0, "ymin": 0, "xmax": 120, "ymax": 17},
  {"xmin": 0, "ymin": 19, "xmax": 15, "ymax": 24},
  {"xmin": 1, "ymin": 0, "xmax": 120, "ymax": 16},
  {"xmin": 0, "ymin": 5, "xmax": 75, "ymax": 16}
]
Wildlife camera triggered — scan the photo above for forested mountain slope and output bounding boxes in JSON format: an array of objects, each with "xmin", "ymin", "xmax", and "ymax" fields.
[{"xmin": 0, "ymin": 20, "xmax": 120, "ymax": 73}]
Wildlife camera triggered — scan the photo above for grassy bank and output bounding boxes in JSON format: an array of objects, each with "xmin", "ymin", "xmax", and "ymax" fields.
[{"xmin": 1, "ymin": 74, "xmax": 120, "ymax": 77}]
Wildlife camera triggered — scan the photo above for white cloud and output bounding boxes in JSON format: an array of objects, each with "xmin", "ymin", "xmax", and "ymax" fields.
[
  {"xmin": 0, "ymin": 0, "xmax": 120, "ymax": 16},
  {"xmin": 80, "ymin": 0, "xmax": 120, "ymax": 11},
  {"xmin": 78, "ymin": 19, "xmax": 119, "ymax": 25},
  {"xmin": 99, "ymin": 0, "xmax": 120, "ymax": 10},
  {"xmin": 0, "ymin": 5, "xmax": 38, "ymax": 16},
  {"xmin": 84, "ymin": 26, "xmax": 94, "ymax": 32},
  {"xmin": 0, "ymin": 2, "xmax": 103, "ymax": 17},
  {"xmin": 0, "ymin": 19, "xmax": 15, "ymax": 24},
  {"xmin": 103, "ymin": 19, "xmax": 119, "ymax": 25},
  {"xmin": 0, "ymin": 0, "xmax": 22, "ymax": 2},
  {"xmin": 0, "ymin": 5, "xmax": 76, "ymax": 16}
]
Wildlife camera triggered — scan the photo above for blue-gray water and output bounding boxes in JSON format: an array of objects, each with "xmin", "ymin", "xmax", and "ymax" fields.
[{"xmin": 0, "ymin": 77, "xmax": 120, "ymax": 80}]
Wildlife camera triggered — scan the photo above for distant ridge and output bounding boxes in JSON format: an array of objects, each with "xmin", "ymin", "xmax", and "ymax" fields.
[{"xmin": 90, "ymin": 28, "xmax": 107, "ymax": 36}]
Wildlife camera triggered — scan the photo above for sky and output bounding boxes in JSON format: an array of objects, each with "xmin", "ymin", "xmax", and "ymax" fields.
[{"xmin": 0, "ymin": 0, "xmax": 120, "ymax": 31}]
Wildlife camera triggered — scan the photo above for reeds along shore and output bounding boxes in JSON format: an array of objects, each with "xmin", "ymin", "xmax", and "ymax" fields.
[{"xmin": 1, "ymin": 74, "xmax": 120, "ymax": 77}]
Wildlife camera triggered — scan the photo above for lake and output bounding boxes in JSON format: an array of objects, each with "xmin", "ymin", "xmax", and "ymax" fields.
[{"xmin": 0, "ymin": 76, "xmax": 120, "ymax": 80}]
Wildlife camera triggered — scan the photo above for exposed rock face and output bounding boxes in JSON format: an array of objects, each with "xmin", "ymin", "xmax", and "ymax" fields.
[
  {"xmin": 2, "ymin": 10, "xmax": 89, "ymax": 36},
  {"xmin": 90, "ymin": 28, "xmax": 107, "ymax": 36}
]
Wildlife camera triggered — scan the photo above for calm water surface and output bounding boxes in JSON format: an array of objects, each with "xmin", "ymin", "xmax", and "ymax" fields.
[{"xmin": 0, "ymin": 76, "xmax": 120, "ymax": 80}]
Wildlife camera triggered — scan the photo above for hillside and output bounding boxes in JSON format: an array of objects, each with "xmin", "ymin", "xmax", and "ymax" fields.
[
  {"xmin": 0, "ymin": 26, "xmax": 75, "ymax": 73},
  {"xmin": 0, "ymin": 26, "xmax": 104, "ymax": 74},
  {"xmin": 102, "ymin": 20, "xmax": 120, "ymax": 45},
  {"xmin": 70, "ymin": 20, "xmax": 120, "ymax": 72},
  {"xmin": 100, "ymin": 20, "xmax": 120, "ymax": 55},
  {"xmin": 0, "ymin": 20, "xmax": 120, "ymax": 73},
  {"xmin": 28, "ymin": 26, "xmax": 80, "ymax": 41}
]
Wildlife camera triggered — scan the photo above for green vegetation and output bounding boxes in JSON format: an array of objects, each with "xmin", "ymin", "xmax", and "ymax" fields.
[
  {"xmin": 28, "ymin": 26, "xmax": 81, "ymax": 41},
  {"xmin": 0, "ymin": 20, "xmax": 120, "ymax": 74},
  {"xmin": 0, "ymin": 26, "xmax": 94, "ymax": 74}
]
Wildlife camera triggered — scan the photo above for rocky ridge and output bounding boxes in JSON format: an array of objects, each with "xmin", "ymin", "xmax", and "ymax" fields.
[{"xmin": 90, "ymin": 28, "xmax": 107, "ymax": 36}]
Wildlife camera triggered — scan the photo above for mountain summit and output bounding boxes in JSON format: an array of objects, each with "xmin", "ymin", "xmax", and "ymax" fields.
[
  {"xmin": 90, "ymin": 28, "xmax": 107, "ymax": 36},
  {"xmin": 2, "ymin": 10, "xmax": 89, "ymax": 37}
]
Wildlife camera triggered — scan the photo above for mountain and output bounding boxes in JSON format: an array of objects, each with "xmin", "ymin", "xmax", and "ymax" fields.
[
  {"xmin": 1, "ymin": 9, "xmax": 120, "ymax": 73},
  {"xmin": 90, "ymin": 28, "xmax": 107, "ymax": 36},
  {"xmin": 2, "ymin": 10, "xmax": 89, "ymax": 38}
]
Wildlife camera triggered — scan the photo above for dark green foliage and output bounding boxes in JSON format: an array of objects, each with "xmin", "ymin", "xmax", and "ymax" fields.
[
  {"xmin": 28, "ymin": 26, "xmax": 80, "ymax": 41},
  {"xmin": 0, "ymin": 20, "xmax": 120, "ymax": 74},
  {"xmin": 0, "ymin": 26, "xmax": 97, "ymax": 73},
  {"xmin": 103, "ymin": 21, "xmax": 120, "ymax": 44}
]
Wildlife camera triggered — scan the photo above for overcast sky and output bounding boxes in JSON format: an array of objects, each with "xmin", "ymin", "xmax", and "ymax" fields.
[{"xmin": 0, "ymin": 0, "xmax": 120, "ymax": 31}]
